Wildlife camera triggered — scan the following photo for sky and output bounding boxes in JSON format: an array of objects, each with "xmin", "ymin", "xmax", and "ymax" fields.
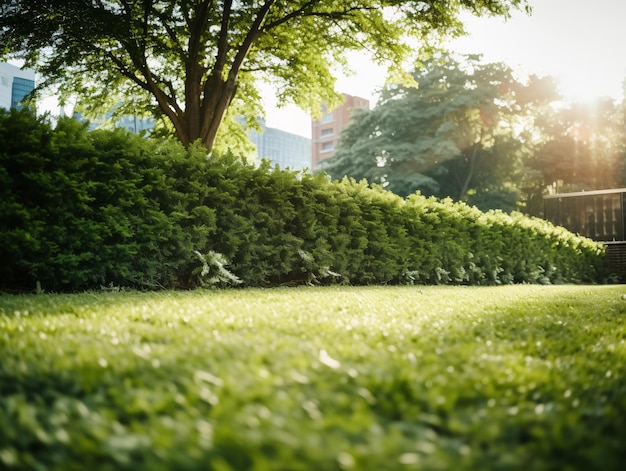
[{"xmin": 266, "ymin": 0, "xmax": 626, "ymax": 138}]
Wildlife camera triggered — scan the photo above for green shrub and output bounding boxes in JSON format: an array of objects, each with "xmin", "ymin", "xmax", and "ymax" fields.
[
  {"xmin": 0, "ymin": 109, "xmax": 214, "ymax": 291},
  {"xmin": 0, "ymin": 109, "xmax": 606, "ymax": 292}
]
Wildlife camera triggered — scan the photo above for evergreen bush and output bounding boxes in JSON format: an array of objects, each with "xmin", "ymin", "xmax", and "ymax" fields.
[
  {"xmin": 0, "ymin": 110, "xmax": 214, "ymax": 291},
  {"xmin": 0, "ymin": 109, "xmax": 606, "ymax": 292}
]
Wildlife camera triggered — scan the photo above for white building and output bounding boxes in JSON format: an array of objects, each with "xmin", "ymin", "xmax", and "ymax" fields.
[{"xmin": 0, "ymin": 63, "xmax": 36, "ymax": 110}]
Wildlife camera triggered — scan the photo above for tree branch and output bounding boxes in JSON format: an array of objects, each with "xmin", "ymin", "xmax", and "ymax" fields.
[
  {"xmin": 262, "ymin": 2, "xmax": 373, "ymax": 31},
  {"xmin": 141, "ymin": 0, "xmax": 151, "ymax": 52},
  {"xmin": 111, "ymin": 35, "xmax": 183, "ymax": 129},
  {"xmin": 201, "ymin": 0, "xmax": 274, "ymax": 118},
  {"xmin": 228, "ymin": 0, "xmax": 276, "ymax": 81},
  {"xmin": 188, "ymin": 0, "xmax": 213, "ymax": 66},
  {"xmin": 104, "ymin": 50, "xmax": 150, "ymax": 92},
  {"xmin": 213, "ymin": 0, "xmax": 233, "ymax": 77},
  {"xmin": 150, "ymin": 8, "xmax": 186, "ymax": 58},
  {"xmin": 261, "ymin": 0, "xmax": 321, "ymax": 31},
  {"xmin": 160, "ymin": 79, "xmax": 182, "ymax": 113},
  {"xmin": 100, "ymin": 44, "xmax": 181, "ymax": 116}
]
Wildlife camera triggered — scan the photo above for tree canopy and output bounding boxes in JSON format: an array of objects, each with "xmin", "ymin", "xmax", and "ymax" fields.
[
  {"xmin": 532, "ymin": 99, "xmax": 626, "ymax": 192},
  {"xmin": 323, "ymin": 53, "xmax": 559, "ymax": 211},
  {"xmin": 1, "ymin": 0, "xmax": 529, "ymax": 151}
]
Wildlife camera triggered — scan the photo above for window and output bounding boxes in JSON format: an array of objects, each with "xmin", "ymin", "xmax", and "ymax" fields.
[
  {"xmin": 320, "ymin": 112, "xmax": 333, "ymax": 124},
  {"xmin": 320, "ymin": 128, "xmax": 333, "ymax": 137},
  {"xmin": 321, "ymin": 142, "xmax": 334, "ymax": 153},
  {"xmin": 11, "ymin": 77, "xmax": 35, "ymax": 110}
]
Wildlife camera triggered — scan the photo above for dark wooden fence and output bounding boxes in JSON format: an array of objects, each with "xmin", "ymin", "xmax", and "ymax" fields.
[{"xmin": 544, "ymin": 188, "xmax": 626, "ymax": 281}]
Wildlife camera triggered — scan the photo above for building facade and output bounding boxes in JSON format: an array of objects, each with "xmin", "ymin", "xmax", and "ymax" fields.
[
  {"xmin": 311, "ymin": 93, "xmax": 369, "ymax": 171},
  {"xmin": 0, "ymin": 63, "xmax": 36, "ymax": 110},
  {"xmin": 247, "ymin": 118, "xmax": 311, "ymax": 171},
  {"xmin": 72, "ymin": 103, "xmax": 155, "ymax": 134}
]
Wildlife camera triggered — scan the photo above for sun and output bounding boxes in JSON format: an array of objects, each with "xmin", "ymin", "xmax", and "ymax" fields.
[
  {"xmin": 554, "ymin": 66, "xmax": 624, "ymax": 104},
  {"xmin": 446, "ymin": 1, "xmax": 626, "ymax": 107}
]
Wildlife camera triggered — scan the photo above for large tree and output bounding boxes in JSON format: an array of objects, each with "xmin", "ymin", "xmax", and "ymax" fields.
[
  {"xmin": 323, "ymin": 53, "xmax": 556, "ymax": 211},
  {"xmin": 1, "ymin": 0, "xmax": 528, "ymax": 151},
  {"xmin": 531, "ymin": 99, "xmax": 626, "ymax": 192}
]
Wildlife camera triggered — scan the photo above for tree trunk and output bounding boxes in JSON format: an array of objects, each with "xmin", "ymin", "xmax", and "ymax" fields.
[
  {"xmin": 459, "ymin": 145, "xmax": 478, "ymax": 200},
  {"xmin": 151, "ymin": 0, "xmax": 267, "ymax": 152},
  {"xmin": 200, "ymin": 75, "xmax": 238, "ymax": 151},
  {"xmin": 169, "ymin": 74, "xmax": 236, "ymax": 152}
]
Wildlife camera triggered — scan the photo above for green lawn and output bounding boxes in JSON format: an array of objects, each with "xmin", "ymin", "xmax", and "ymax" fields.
[{"xmin": 1, "ymin": 285, "xmax": 626, "ymax": 470}]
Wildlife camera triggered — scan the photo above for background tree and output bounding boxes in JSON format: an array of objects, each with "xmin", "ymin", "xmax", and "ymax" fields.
[
  {"xmin": 323, "ymin": 53, "xmax": 556, "ymax": 211},
  {"xmin": 530, "ymin": 99, "xmax": 626, "ymax": 195},
  {"xmin": 1, "ymin": 0, "xmax": 528, "ymax": 151}
]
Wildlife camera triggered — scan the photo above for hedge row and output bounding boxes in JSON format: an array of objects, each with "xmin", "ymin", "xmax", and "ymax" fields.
[{"xmin": 0, "ymin": 109, "xmax": 606, "ymax": 292}]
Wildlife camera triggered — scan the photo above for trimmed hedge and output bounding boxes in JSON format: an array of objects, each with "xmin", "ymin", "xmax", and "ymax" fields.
[
  {"xmin": 0, "ymin": 110, "xmax": 215, "ymax": 291},
  {"xmin": 0, "ymin": 109, "xmax": 605, "ymax": 292}
]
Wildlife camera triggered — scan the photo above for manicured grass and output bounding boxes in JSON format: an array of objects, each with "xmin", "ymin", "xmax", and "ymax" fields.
[{"xmin": 1, "ymin": 285, "xmax": 626, "ymax": 470}]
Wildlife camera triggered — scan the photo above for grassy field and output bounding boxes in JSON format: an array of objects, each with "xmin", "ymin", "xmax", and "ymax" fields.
[{"xmin": 1, "ymin": 285, "xmax": 626, "ymax": 470}]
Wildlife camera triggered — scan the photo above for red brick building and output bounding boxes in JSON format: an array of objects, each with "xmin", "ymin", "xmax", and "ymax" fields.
[{"xmin": 311, "ymin": 93, "xmax": 369, "ymax": 171}]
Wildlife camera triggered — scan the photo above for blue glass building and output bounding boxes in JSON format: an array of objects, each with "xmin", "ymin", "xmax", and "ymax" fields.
[
  {"xmin": 246, "ymin": 118, "xmax": 311, "ymax": 172},
  {"xmin": 11, "ymin": 77, "xmax": 35, "ymax": 109},
  {"xmin": 0, "ymin": 63, "xmax": 36, "ymax": 110},
  {"xmin": 73, "ymin": 106, "xmax": 155, "ymax": 134}
]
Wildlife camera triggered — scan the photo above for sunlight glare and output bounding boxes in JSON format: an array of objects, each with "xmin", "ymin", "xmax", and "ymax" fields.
[
  {"xmin": 449, "ymin": 0, "xmax": 626, "ymax": 106},
  {"xmin": 554, "ymin": 61, "xmax": 624, "ymax": 104}
]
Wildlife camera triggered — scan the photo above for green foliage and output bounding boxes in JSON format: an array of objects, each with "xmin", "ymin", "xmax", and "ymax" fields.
[
  {"xmin": 527, "ymin": 99, "xmax": 626, "ymax": 214},
  {"xmin": 1, "ymin": 285, "xmax": 626, "ymax": 469},
  {"xmin": 322, "ymin": 54, "xmax": 626, "ymax": 217},
  {"xmin": 0, "ymin": 109, "xmax": 215, "ymax": 291},
  {"xmin": 0, "ymin": 109, "xmax": 606, "ymax": 292},
  {"xmin": 0, "ymin": 0, "xmax": 529, "ymax": 150},
  {"xmin": 323, "ymin": 54, "xmax": 557, "ymax": 211},
  {"xmin": 193, "ymin": 250, "xmax": 242, "ymax": 288}
]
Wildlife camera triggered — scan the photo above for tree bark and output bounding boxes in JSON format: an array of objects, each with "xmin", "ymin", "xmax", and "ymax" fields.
[
  {"xmin": 459, "ymin": 144, "xmax": 478, "ymax": 200},
  {"xmin": 172, "ymin": 0, "xmax": 268, "ymax": 151}
]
